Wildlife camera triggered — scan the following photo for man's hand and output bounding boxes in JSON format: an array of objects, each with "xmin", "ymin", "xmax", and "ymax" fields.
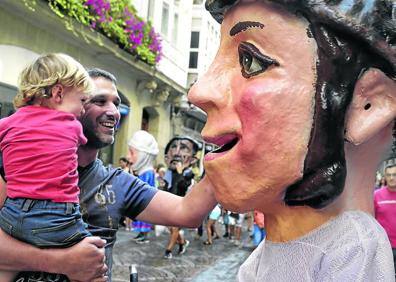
[
  {"xmin": 52, "ymin": 237, "xmax": 108, "ymax": 282},
  {"xmin": 175, "ymin": 161, "xmax": 183, "ymax": 174}
]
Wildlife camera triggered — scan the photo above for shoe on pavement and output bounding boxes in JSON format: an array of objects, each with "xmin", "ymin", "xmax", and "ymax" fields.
[
  {"xmin": 136, "ymin": 238, "xmax": 150, "ymax": 244},
  {"xmin": 135, "ymin": 235, "xmax": 149, "ymax": 243},
  {"xmin": 178, "ymin": 240, "xmax": 190, "ymax": 255},
  {"xmin": 134, "ymin": 233, "xmax": 144, "ymax": 241},
  {"xmin": 164, "ymin": 251, "xmax": 173, "ymax": 259}
]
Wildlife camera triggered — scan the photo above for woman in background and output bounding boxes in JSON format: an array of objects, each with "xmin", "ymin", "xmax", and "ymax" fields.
[{"xmin": 127, "ymin": 130, "xmax": 159, "ymax": 243}]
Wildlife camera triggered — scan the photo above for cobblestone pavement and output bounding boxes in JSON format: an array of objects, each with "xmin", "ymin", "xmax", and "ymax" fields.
[{"xmin": 112, "ymin": 224, "xmax": 254, "ymax": 282}]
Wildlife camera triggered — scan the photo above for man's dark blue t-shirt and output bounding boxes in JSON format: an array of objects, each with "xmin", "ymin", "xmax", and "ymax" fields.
[{"xmin": 78, "ymin": 159, "xmax": 157, "ymax": 279}]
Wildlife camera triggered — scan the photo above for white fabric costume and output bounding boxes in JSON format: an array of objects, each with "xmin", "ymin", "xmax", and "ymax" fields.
[
  {"xmin": 238, "ymin": 211, "xmax": 395, "ymax": 282},
  {"xmin": 128, "ymin": 130, "xmax": 158, "ymax": 175}
]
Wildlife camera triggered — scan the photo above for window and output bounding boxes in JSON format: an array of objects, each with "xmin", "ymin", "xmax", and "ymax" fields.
[
  {"xmin": 190, "ymin": 31, "xmax": 200, "ymax": 48},
  {"xmin": 141, "ymin": 108, "xmax": 150, "ymax": 131},
  {"xmin": 172, "ymin": 13, "xmax": 179, "ymax": 46},
  {"xmin": 193, "ymin": 0, "xmax": 203, "ymax": 5},
  {"xmin": 189, "ymin": 51, "xmax": 198, "ymax": 68},
  {"xmin": 161, "ymin": 2, "xmax": 169, "ymax": 37},
  {"xmin": 147, "ymin": 0, "xmax": 155, "ymax": 20},
  {"xmin": 189, "ymin": 31, "xmax": 200, "ymax": 69}
]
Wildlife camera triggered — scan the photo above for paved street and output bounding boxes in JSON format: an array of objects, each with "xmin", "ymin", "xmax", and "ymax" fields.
[{"xmin": 112, "ymin": 224, "xmax": 254, "ymax": 282}]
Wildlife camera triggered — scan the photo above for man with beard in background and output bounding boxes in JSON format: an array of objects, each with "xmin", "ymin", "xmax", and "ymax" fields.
[{"xmin": 163, "ymin": 136, "xmax": 200, "ymax": 259}]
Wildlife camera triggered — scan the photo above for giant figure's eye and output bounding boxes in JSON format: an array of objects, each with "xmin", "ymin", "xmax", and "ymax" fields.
[{"xmin": 238, "ymin": 41, "xmax": 279, "ymax": 78}]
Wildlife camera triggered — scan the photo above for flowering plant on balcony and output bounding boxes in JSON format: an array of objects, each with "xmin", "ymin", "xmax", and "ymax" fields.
[{"xmin": 47, "ymin": 0, "xmax": 162, "ymax": 65}]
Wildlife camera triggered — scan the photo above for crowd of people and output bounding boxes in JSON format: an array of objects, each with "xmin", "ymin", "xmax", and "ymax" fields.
[{"xmin": 119, "ymin": 134, "xmax": 264, "ymax": 256}]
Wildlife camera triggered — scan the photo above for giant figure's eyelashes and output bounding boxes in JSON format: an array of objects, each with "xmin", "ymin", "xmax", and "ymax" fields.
[{"xmin": 238, "ymin": 42, "xmax": 279, "ymax": 78}]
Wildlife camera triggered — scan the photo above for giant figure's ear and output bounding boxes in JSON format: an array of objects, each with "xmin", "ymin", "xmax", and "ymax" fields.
[{"xmin": 345, "ymin": 68, "xmax": 396, "ymax": 145}]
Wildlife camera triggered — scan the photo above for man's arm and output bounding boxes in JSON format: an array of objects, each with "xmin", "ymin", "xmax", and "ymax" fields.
[
  {"xmin": 0, "ymin": 230, "xmax": 108, "ymax": 281},
  {"xmin": 136, "ymin": 176, "xmax": 217, "ymax": 227}
]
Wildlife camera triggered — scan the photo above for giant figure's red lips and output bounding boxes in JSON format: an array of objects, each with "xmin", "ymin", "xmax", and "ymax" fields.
[{"xmin": 204, "ymin": 134, "xmax": 239, "ymax": 161}]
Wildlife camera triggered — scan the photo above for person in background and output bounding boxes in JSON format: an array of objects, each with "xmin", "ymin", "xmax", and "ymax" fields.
[
  {"xmin": 374, "ymin": 163, "xmax": 396, "ymax": 279},
  {"xmin": 119, "ymin": 157, "xmax": 130, "ymax": 173},
  {"xmin": 163, "ymin": 136, "xmax": 199, "ymax": 259},
  {"xmin": 127, "ymin": 130, "xmax": 159, "ymax": 243},
  {"xmin": 252, "ymin": 210, "xmax": 265, "ymax": 247},
  {"xmin": 221, "ymin": 208, "xmax": 230, "ymax": 238},
  {"xmin": 233, "ymin": 213, "xmax": 243, "ymax": 246},
  {"xmin": 246, "ymin": 211, "xmax": 254, "ymax": 236},
  {"xmin": 376, "ymin": 176, "xmax": 388, "ymax": 190},
  {"xmin": 155, "ymin": 163, "xmax": 168, "ymax": 191},
  {"xmin": 204, "ymin": 204, "xmax": 221, "ymax": 245},
  {"xmin": 118, "ymin": 157, "xmax": 131, "ymax": 230}
]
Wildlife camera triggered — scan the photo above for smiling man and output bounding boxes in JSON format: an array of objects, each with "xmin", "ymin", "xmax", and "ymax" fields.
[{"xmin": 188, "ymin": 0, "xmax": 396, "ymax": 280}]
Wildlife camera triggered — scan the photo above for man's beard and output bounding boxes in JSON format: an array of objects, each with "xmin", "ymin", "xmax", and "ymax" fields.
[
  {"xmin": 81, "ymin": 119, "xmax": 114, "ymax": 149},
  {"xmin": 168, "ymin": 156, "xmax": 183, "ymax": 170}
]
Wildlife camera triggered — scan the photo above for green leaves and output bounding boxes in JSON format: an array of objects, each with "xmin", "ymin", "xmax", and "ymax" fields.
[{"xmin": 45, "ymin": 0, "xmax": 162, "ymax": 65}]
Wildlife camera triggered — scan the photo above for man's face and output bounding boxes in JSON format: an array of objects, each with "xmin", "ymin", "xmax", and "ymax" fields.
[
  {"xmin": 79, "ymin": 77, "xmax": 121, "ymax": 149},
  {"xmin": 165, "ymin": 139, "xmax": 196, "ymax": 171},
  {"xmin": 385, "ymin": 166, "xmax": 396, "ymax": 190},
  {"xmin": 188, "ymin": 1, "xmax": 318, "ymax": 211}
]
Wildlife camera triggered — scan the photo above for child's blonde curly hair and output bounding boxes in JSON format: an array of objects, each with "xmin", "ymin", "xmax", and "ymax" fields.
[{"xmin": 14, "ymin": 53, "xmax": 93, "ymax": 108}]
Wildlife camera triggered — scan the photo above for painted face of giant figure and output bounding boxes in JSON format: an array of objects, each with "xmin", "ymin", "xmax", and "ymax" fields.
[
  {"xmin": 188, "ymin": 0, "xmax": 396, "ymax": 214},
  {"xmin": 189, "ymin": 1, "xmax": 317, "ymax": 212},
  {"xmin": 164, "ymin": 137, "xmax": 199, "ymax": 171}
]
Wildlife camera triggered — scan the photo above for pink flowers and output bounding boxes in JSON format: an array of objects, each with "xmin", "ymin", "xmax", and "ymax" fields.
[
  {"xmin": 82, "ymin": 0, "xmax": 162, "ymax": 65},
  {"xmin": 84, "ymin": 0, "xmax": 111, "ymax": 24}
]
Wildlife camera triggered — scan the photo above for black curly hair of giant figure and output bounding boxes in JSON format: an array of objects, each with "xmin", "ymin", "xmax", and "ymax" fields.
[{"xmin": 284, "ymin": 21, "xmax": 394, "ymax": 208}]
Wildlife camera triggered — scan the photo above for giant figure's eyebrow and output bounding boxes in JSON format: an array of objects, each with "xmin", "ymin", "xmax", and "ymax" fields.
[{"xmin": 229, "ymin": 21, "xmax": 265, "ymax": 36}]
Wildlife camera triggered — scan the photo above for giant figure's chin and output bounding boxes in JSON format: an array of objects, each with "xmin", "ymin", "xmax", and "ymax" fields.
[{"xmin": 204, "ymin": 156, "xmax": 304, "ymax": 213}]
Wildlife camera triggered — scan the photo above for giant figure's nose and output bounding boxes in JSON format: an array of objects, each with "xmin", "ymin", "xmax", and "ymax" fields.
[{"xmin": 188, "ymin": 58, "xmax": 230, "ymax": 115}]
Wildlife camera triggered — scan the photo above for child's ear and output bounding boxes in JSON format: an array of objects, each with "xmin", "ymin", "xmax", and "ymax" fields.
[
  {"xmin": 51, "ymin": 84, "xmax": 64, "ymax": 104},
  {"xmin": 345, "ymin": 68, "xmax": 396, "ymax": 145}
]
